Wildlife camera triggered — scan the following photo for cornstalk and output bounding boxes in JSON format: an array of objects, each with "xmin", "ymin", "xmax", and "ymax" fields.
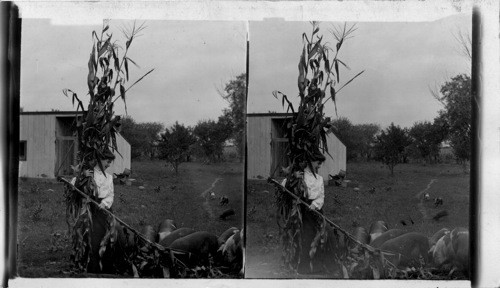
[
  {"xmin": 273, "ymin": 22, "xmax": 373, "ymax": 276},
  {"xmin": 63, "ymin": 21, "xmax": 154, "ymax": 274}
]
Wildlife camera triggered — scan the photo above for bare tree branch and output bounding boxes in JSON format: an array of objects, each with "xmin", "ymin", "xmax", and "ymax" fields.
[
  {"xmin": 428, "ymin": 83, "xmax": 445, "ymax": 106},
  {"xmin": 452, "ymin": 28, "xmax": 472, "ymax": 61}
]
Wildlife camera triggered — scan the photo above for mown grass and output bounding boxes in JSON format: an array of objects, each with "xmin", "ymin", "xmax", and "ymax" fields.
[
  {"xmin": 245, "ymin": 161, "xmax": 470, "ymax": 279},
  {"xmin": 17, "ymin": 160, "xmax": 243, "ymax": 277}
]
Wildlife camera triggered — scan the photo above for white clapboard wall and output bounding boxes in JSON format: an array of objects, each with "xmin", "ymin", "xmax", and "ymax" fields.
[{"xmin": 19, "ymin": 112, "xmax": 131, "ymax": 179}]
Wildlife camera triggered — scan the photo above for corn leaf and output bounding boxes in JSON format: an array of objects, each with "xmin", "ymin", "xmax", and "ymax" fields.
[
  {"xmin": 336, "ymin": 70, "xmax": 365, "ymax": 94},
  {"xmin": 125, "ymin": 68, "xmax": 154, "ymax": 94},
  {"xmin": 124, "ymin": 58, "xmax": 129, "ymax": 81},
  {"xmin": 324, "ymin": 57, "xmax": 330, "ymax": 75},
  {"xmin": 330, "ymin": 86, "xmax": 337, "ymax": 116},
  {"xmin": 126, "ymin": 57, "xmax": 140, "ymax": 68},
  {"xmin": 312, "ymin": 26, "xmax": 319, "ymax": 36},
  {"xmin": 62, "ymin": 88, "xmax": 70, "ymax": 97},
  {"xmin": 92, "ymin": 31, "xmax": 99, "ymax": 42},
  {"xmin": 335, "ymin": 60, "xmax": 340, "ymax": 83},
  {"xmin": 111, "ymin": 47, "xmax": 120, "ymax": 72},
  {"xmin": 300, "ymin": 47, "xmax": 307, "ymax": 75},
  {"xmin": 108, "ymin": 69, "xmax": 114, "ymax": 83},
  {"xmin": 336, "ymin": 38, "xmax": 343, "ymax": 52},
  {"xmin": 98, "ymin": 37, "xmax": 110, "ymax": 58},
  {"xmin": 337, "ymin": 59, "xmax": 350, "ymax": 70},
  {"xmin": 302, "ymin": 33, "xmax": 309, "ymax": 44},
  {"xmin": 91, "ymin": 45, "xmax": 97, "ymax": 72},
  {"xmin": 132, "ymin": 264, "xmax": 139, "ymax": 278},
  {"xmin": 373, "ymin": 267, "xmax": 380, "ymax": 279},
  {"xmin": 162, "ymin": 267, "xmax": 170, "ymax": 278},
  {"xmin": 308, "ymin": 37, "xmax": 322, "ymax": 60},
  {"xmin": 87, "ymin": 56, "xmax": 95, "ymax": 91},
  {"xmin": 120, "ymin": 84, "xmax": 126, "ymax": 102},
  {"xmin": 126, "ymin": 35, "xmax": 133, "ymax": 49}
]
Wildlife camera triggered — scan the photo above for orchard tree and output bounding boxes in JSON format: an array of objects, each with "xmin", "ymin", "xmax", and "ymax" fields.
[
  {"xmin": 330, "ymin": 118, "xmax": 379, "ymax": 161},
  {"xmin": 137, "ymin": 121, "xmax": 164, "ymax": 160},
  {"xmin": 120, "ymin": 116, "xmax": 145, "ymax": 159},
  {"xmin": 219, "ymin": 73, "xmax": 246, "ymax": 162},
  {"xmin": 374, "ymin": 123, "xmax": 411, "ymax": 175},
  {"xmin": 159, "ymin": 122, "xmax": 195, "ymax": 174},
  {"xmin": 435, "ymin": 74, "xmax": 471, "ymax": 164},
  {"xmin": 120, "ymin": 116, "xmax": 164, "ymax": 159},
  {"xmin": 330, "ymin": 117, "xmax": 355, "ymax": 159},
  {"xmin": 408, "ymin": 121, "xmax": 445, "ymax": 163},
  {"xmin": 193, "ymin": 116, "xmax": 232, "ymax": 162},
  {"xmin": 351, "ymin": 123, "xmax": 380, "ymax": 161},
  {"xmin": 193, "ymin": 120, "xmax": 217, "ymax": 161}
]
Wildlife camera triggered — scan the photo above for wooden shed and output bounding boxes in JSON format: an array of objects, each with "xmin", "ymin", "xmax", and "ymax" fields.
[
  {"xmin": 19, "ymin": 111, "xmax": 131, "ymax": 179},
  {"xmin": 247, "ymin": 113, "xmax": 346, "ymax": 181}
]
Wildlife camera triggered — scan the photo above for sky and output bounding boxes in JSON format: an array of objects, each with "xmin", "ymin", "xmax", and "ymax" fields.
[
  {"xmin": 248, "ymin": 14, "xmax": 471, "ymax": 128},
  {"xmin": 20, "ymin": 19, "xmax": 247, "ymax": 128},
  {"xmin": 20, "ymin": 12, "xmax": 471, "ymax": 130}
]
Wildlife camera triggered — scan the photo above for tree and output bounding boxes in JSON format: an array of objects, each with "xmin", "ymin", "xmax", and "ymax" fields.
[
  {"xmin": 351, "ymin": 123, "xmax": 380, "ymax": 161},
  {"xmin": 193, "ymin": 116, "xmax": 232, "ymax": 162},
  {"xmin": 330, "ymin": 118, "xmax": 380, "ymax": 161},
  {"xmin": 120, "ymin": 116, "xmax": 144, "ymax": 159},
  {"xmin": 137, "ymin": 122, "xmax": 164, "ymax": 160},
  {"xmin": 374, "ymin": 123, "xmax": 411, "ymax": 176},
  {"xmin": 159, "ymin": 122, "xmax": 195, "ymax": 174},
  {"xmin": 435, "ymin": 74, "xmax": 471, "ymax": 164},
  {"xmin": 408, "ymin": 121, "xmax": 442, "ymax": 163},
  {"xmin": 330, "ymin": 117, "xmax": 355, "ymax": 159},
  {"xmin": 120, "ymin": 116, "xmax": 164, "ymax": 160},
  {"xmin": 219, "ymin": 73, "xmax": 246, "ymax": 162}
]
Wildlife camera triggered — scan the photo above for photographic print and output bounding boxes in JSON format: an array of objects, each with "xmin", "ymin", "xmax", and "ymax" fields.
[
  {"xmin": 17, "ymin": 18, "xmax": 246, "ymax": 278},
  {"xmin": 7, "ymin": 1, "xmax": 500, "ymax": 287},
  {"xmin": 245, "ymin": 14, "xmax": 471, "ymax": 280}
]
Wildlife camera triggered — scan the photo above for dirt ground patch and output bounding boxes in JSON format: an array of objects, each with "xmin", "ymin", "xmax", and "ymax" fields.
[
  {"xmin": 17, "ymin": 160, "xmax": 243, "ymax": 277},
  {"xmin": 245, "ymin": 162, "xmax": 470, "ymax": 279}
]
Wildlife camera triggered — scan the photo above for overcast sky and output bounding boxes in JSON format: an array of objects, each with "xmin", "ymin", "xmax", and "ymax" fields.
[
  {"xmin": 20, "ymin": 19, "xmax": 247, "ymax": 128},
  {"xmin": 248, "ymin": 14, "xmax": 471, "ymax": 128},
  {"xmin": 21, "ymin": 12, "xmax": 470, "ymax": 130}
]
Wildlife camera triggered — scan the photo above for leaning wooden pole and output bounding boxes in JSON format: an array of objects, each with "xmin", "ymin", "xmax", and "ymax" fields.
[
  {"xmin": 269, "ymin": 178, "xmax": 375, "ymax": 251},
  {"xmin": 58, "ymin": 177, "xmax": 181, "ymax": 254},
  {"xmin": 268, "ymin": 177, "xmax": 400, "ymax": 259}
]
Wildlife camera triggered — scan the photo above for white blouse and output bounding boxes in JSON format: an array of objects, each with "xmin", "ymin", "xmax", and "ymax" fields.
[
  {"xmin": 93, "ymin": 168, "xmax": 114, "ymax": 209},
  {"xmin": 281, "ymin": 167, "xmax": 325, "ymax": 210},
  {"xmin": 303, "ymin": 167, "xmax": 324, "ymax": 210}
]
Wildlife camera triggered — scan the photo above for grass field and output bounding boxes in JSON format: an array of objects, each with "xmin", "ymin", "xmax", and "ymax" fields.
[
  {"xmin": 17, "ymin": 160, "xmax": 243, "ymax": 277},
  {"xmin": 245, "ymin": 161, "xmax": 470, "ymax": 279}
]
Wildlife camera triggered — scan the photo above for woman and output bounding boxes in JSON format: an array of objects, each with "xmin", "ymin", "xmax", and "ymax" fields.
[
  {"xmin": 83, "ymin": 149, "xmax": 116, "ymax": 273},
  {"xmin": 295, "ymin": 151, "xmax": 326, "ymax": 274}
]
